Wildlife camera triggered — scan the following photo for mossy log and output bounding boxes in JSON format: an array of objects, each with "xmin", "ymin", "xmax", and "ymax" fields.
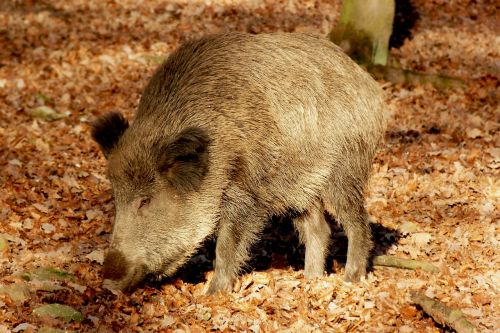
[
  {"xmin": 367, "ymin": 64, "xmax": 465, "ymax": 90},
  {"xmin": 372, "ymin": 255, "xmax": 440, "ymax": 273},
  {"xmin": 411, "ymin": 292, "xmax": 477, "ymax": 333}
]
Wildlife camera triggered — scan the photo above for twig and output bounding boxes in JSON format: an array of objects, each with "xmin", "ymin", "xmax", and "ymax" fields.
[
  {"xmin": 372, "ymin": 255, "xmax": 440, "ymax": 273},
  {"xmin": 411, "ymin": 292, "xmax": 477, "ymax": 333}
]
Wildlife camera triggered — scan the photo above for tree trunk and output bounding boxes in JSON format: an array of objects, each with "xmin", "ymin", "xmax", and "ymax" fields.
[{"xmin": 330, "ymin": 0, "xmax": 395, "ymax": 65}]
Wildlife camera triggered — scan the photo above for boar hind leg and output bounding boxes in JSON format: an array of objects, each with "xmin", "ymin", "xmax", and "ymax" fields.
[
  {"xmin": 207, "ymin": 189, "xmax": 266, "ymax": 294},
  {"xmin": 292, "ymin": 203, "xmax": 331, "ymax": 278},
  {"xmin": 323, "ymin": 180, "xmax": 372, "ymax": 282}
]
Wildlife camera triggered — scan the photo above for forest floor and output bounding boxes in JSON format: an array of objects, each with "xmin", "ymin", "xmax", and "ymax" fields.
[{"xmin": 0, "ymin": 0, "xmax": 498, "ymax": 332}]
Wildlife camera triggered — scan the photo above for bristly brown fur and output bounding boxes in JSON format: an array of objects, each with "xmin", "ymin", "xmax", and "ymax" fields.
[
  {"xmin": 158, "ymin": 127, "xmax": 210, "ymax": 192},
  {"xmin": 102, "ymin": 249, "xmax": 128, "ymax": 280},
  {"xmin": 90, "ymin": 32, "xmax": 387, "ymax": 294},
  {"xmin": 91, "ymin": 112, "xmax": 129, "ymax": 158}
]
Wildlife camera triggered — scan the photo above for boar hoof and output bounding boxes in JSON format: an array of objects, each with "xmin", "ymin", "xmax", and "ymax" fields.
[
  {"xmin": 206, "ymin": 276, "xmax": 233, "ymax": 295},
  {"xmin": 303, "ymin": 268, "xmax": 324, "ymax": 280},
  {"xmin": 344, "ymin": 264, "xmax": 366, "ymax": 282}
]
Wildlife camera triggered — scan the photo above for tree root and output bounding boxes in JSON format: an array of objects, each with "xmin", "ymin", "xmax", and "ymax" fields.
[
  {"xmin": 372, "ymin": 255, "xmax": 440, "ymax": 273},
  {"xmin": 367, "ymin": 64, "xmax": 464, "ymax": 90},
  {"xmin": 411, "ymin": 292, "xmax": 477, "ymax": 333}
]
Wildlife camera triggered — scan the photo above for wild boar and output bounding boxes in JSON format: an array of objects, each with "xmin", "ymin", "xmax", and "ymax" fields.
[{"xmin": 91, "ymin": 32, "xmax": 387, "ymax": 294}]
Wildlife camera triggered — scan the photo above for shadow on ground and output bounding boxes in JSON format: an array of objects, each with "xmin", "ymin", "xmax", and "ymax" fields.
[{"xmin": 149, "ymin": 215, "xmax": 401, "ymax": 288}]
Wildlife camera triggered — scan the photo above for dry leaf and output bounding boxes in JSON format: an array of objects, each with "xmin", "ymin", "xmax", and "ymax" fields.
[
  {"xmin": 465, "ymin": 128, "xmax": 483, "ymax": 139},
  {"xmin": 412, "ymin": 233, "xmax": 432, "ymax": 248},
  {"xmin": 85, "ymin": 249, "xmax": 105, "ymax": 264}
]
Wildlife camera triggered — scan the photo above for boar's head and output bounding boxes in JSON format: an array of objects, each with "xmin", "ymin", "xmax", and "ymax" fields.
[{"xmin": 91, "ymin": 112, "xmax": 213, "ymax": 291}]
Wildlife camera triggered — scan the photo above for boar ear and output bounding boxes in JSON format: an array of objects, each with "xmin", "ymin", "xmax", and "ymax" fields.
[
  {"xmin": 159, "ymin": 127, "xmax": 210, "ymax": 192},
  {"xmin": 91, "ymin": 112, "xmax": 129, "ymax": 158}
]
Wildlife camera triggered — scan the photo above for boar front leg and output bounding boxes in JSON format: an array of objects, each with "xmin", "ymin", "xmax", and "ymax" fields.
[{"xmin": 207, "ymin": 188, "xmax": 266, "ymax": 294}]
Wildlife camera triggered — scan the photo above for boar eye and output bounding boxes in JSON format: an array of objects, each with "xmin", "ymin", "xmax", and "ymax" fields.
[{"xmin": 138, "ymin": 197, "xmax": 151, "ymax": 210}]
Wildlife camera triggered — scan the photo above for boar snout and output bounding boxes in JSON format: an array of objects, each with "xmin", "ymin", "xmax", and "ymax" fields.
[
  {"xmin": 103, "ymin": 249, "xmax": 128, "ymax": 280},
  {"xmin": 102, "ymin": 249, "xmax": 146, "ymax": 291}
]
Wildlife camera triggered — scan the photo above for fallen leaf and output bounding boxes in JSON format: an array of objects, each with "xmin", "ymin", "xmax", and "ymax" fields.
[
  {"xmin": 30, "ymin": 106, "xmax": 66, "ymax": 121},
  {"xmin": 398, "ymin": 325, "xmax": 414, "ymax": 333},
  {"xmin": 85, "ymin": 249, "xmax": 105, "ymax": 264},
  {"xmin": 22, "ymin": 267, "xmax": 74, "ymax": 282},
  {"xmin": 85, "ymin": 209, "xmax": 102, "ymax": 221},
  {"xmin": 41, "ymin": 223, "xmax": 56, "ymax": 233},
  {"xmin": 364, "ymin": 300, "xmax": 375, "ymax": 309},
  {"xmin": 67, "ymin": 282, "xmax": 87, "ymax": 293},
  {"xmin": 12, "ymin": 323, "xmax": 37, "ymax": 333},
  {"xmin": 0, "ymin": 234, "xmax": 8, "ymax": 253},
  {"xmin": 465, "ymin": 128, "xmax": 482, "ymax": 139},
  {"xmin": 399, "ymin": 221, "xmax": 418, "ymax": 235},
  {"xmin": 8, "ymin": 159, "xmax": 22, "ymax": 166},
  {"xmin": 38, "ymin": 328, "xmax": 69, "ymax": 333},
  {"xmin": 412, "ymin": 233, "xmax": 432, "ymax": 247},
  {"xmin": 33, "ymin": 203, "xmax": 49, "ymax": 214},
  {"xmin": 487, "ymin": 147, "xmax": 500, "ymax": 160},
  {"xmin": 462, "ymin": 308, "xmax": 482, "ymax": 317},
  {"xmin": 33, "ymin": 304, "xmax": 83, "ymax": 322},
  {"xmin": 0, "ymin": 283, "xmax": 31, "ymax": 302},
  {"xmin": 35, "ymin": 92, "xmax": 55, "ymax": 105},
  {"xmin": 161, "ymin": 315, "xmax": 176, "ymax": 328}
]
